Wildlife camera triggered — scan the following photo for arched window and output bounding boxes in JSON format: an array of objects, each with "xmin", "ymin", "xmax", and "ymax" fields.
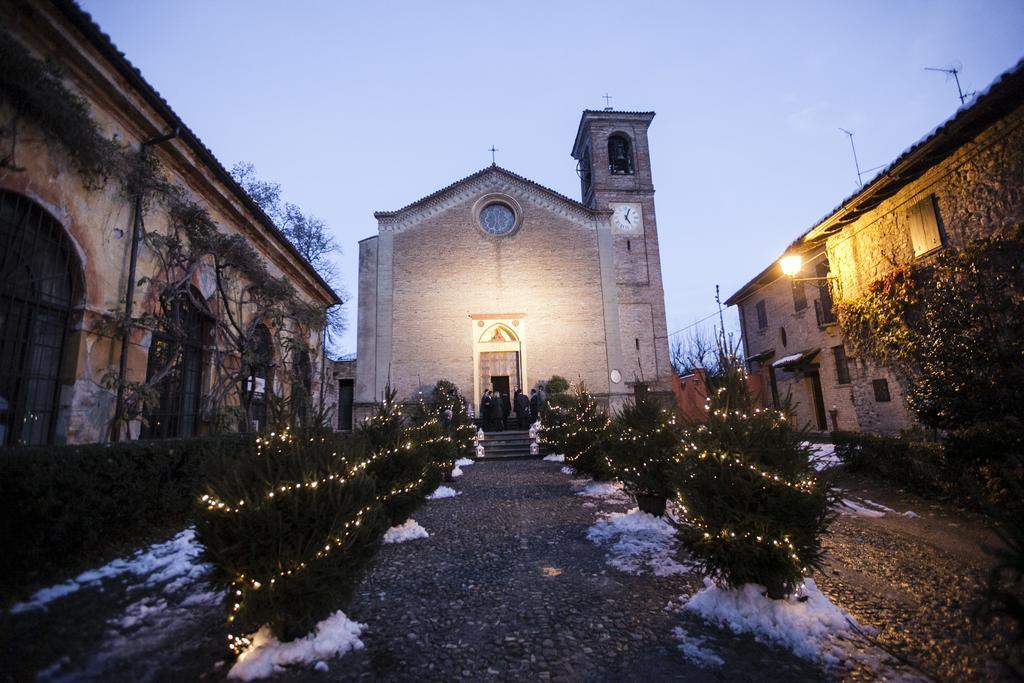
[
  {"xmin": 247, "ymin": 324, "xmax": 274, "ymax": 431},
  {"xmin": 142, "ymin": 289, "xmax": 210, "ymax": 439},
  {"xmin": 608, "ymin": 134, "xmax": 634, "ymax": 175},
  {"xmin": 0, "ymin": 191, "xmax": 80, "ymax": 447}
]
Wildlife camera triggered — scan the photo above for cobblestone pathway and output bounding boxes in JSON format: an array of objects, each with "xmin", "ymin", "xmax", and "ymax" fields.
[
  {"xmin": 817, "ymin": 473, "xmax": 1021, "ymax": 682},
  {"xmin": 285, "ymin": 459, "xmax": 824, "ymax": 682},
  {"xmin": 6, "ymin": 460, "xmax": 1015, "ymax": 681}
]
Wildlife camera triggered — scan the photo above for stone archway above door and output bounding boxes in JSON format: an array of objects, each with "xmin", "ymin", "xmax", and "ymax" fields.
[{"xmin": 470, "ymin": 314, "xmax": 527, "ymax": 416}]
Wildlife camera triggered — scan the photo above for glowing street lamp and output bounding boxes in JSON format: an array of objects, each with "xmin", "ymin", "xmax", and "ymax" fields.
[{"xmin": 779, "ymin": 254, "xmax": 803, "ymax": 277}]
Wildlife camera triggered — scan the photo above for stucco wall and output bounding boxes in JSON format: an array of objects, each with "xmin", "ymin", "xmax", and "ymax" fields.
[{"xmin": 1, "ymin": 3, "xmax": 334, "ymax": 444}]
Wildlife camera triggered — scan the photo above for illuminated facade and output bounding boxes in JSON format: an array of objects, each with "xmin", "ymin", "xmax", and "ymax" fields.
[{"xmin": 354, "ymin": 110, "xmax": 674, "ymax": 418}]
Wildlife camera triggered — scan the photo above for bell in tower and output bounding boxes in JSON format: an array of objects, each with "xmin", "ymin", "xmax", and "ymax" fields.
[{"xmin": 608, "ymin": 134, "xmax": 633, "ymax": 175}]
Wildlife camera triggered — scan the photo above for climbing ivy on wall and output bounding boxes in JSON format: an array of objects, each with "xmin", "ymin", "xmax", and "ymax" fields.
[{"xmin": 835, "ymin": 225, "xmax": 1024, "ymax": 431}]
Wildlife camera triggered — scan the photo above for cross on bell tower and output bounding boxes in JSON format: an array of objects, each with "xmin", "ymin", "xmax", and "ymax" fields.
[{"xmin": 602, "ymin": 93, "xmax": 613, "ymax": 110}]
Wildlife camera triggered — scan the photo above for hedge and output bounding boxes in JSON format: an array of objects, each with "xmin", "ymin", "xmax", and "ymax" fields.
[
  {"xmin": 831, "ymin": 431, "xmax": 951, "ymax": 498},
  {"xmin": 0, "ymin": 434, "xmax": 251, "ymax": 599}
]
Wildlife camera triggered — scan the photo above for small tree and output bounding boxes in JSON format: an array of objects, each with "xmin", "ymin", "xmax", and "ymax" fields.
[
  {"xmin": 356, "ymin": 385, "xmax": 432, "ymax": 527},
  {"xmin": 606, "ymin": 387, "xmax": 686, "ymax": 511},
  {"xmin": 676, "ymin": 351, "xmax": 834, "ymax": 598},
  {"xmin": 540, "ymin": 383, "xmax": 613, "ymax": 480},
  {"xmin": 197, "ymin": 430, "xmax": 386, "ymax": 641}
]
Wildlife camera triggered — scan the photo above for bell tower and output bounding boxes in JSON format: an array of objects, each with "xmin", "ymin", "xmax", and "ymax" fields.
[{"xmin": 571, "ymin": 109, "xmax": 672, "ymax": 395}]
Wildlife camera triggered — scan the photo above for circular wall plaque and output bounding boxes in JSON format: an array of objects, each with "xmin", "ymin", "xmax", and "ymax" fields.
[{"xmin": 610, "ymin": 369, "xmax": 622, "ymax": 384}]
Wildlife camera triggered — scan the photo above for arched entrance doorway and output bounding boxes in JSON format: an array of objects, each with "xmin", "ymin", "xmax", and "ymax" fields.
[
  {"xmin": 0, "ymin": 190, "xmax": 82, "ymax": 447},
  {"xmin": 472, "ymin": 316, "xmax": 527, "ymax": 414}
]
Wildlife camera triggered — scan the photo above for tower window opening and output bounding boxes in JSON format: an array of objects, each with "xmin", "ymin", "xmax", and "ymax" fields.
[
  {"xmin": 626, "ymin": 239, "xmax": 631, "ymax": 251},
  {"xmin": 608, "ymin": 134, "xmax": 634, "ymax": 175},
  {"xmin": 635, "ymin": 337, "xmax": 640, "ymax": 351}
]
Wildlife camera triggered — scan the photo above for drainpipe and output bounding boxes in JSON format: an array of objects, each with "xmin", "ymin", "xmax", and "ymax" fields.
[{"xmin": 111, "ymin": 128, "xmax": 179, "ymax": 442}]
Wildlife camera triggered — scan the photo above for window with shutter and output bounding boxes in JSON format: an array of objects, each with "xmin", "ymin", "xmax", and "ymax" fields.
[
  {"xmin": 792, "ymin": 281, "xmax": 807, "ymax": 312},
  {"xmin": 832, "ymin": 345, "xmax": 851, "ymax": 385},
  {"xmin": 755, "ymin": 300, "xmax": 768, "ymax": 330},
  {"xmin": 907, "ymin": 195, "xmax": 943, "ymax": 257}
]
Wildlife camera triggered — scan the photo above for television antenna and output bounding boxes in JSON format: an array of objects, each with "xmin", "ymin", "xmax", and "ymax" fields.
[
  {"xmin": 838, "ymin": 128, "xmax": 885, "ymax": 188},
  {"xmin": 925, "ymin": 65, "xmax": 974, "ymax": 105}
]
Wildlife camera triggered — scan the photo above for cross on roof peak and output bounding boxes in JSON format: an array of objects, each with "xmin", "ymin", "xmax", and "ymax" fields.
[
  {"xmin": 602, "ymin": 93, "xmax": 613, "ymax": 110},
  {"xmin": 488, "ymin": 145, "xmax": 499, "ymax": 165}
]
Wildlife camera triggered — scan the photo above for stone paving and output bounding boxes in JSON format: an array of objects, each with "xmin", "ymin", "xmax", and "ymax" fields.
[
  {"xmin": 287, "ymin": 459, "xmax": 823, "ymax": 682},
  {"xmin": 3, "ymin": 459, "xmax": 1018, "ymax": 682}
]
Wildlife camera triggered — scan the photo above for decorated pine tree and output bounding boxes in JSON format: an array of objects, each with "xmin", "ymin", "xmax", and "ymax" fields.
[
  {"xmin": 196, "ymin": 429, "xmax": 386, "ymax": 642},
  {"xmin": 540, "ymin": 383, "xmax": 613, "ymax": 480},
  {"xmin": 676, "ymin": 352, "xmax": 834, "ymax": 598},
  {"xmin": 431, "ymin": 379, "xmax": 477, "ymax": 462},
  {"xmin": 357, "ymin": 384, "xmax": 434, "ymax": 527},
  {"xmin": 606, "ymin": 385, "xmax": 685, "ymax": 514}
]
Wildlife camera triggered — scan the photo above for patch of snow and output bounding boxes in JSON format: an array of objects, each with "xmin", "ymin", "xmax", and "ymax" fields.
[
  {"xmin": 772, "ymin": 353, "xmax": 805, "ymax": 368},
  {"xmin": 587, "ymin": 509, "xmax": 694, "ymax": 577},
  {"xmin": 682, "ymin": 577, "xmax": 873, "ymax": 668},
  {"xmin": 228, "ymin": 610, "xmax": 366, "ymax": 680},
  {"xmin": 10, "ymin": 527, "xmax": 207, "ymax": 614},
  {"xmin": 672, "ymin": 626, "xmax": 724, "ymax": 668},
  {"xmin": 804, "ymin": 442, "xmax": 841, "ymax": 471},
  {"xmin": 383, "ymin": 519, "xmax": 429, "ymax": 544},
  {"xmin": 451, "ymin": 465, "xmax": 464, "ymax": 478},
  {"xmin": 454, "ymin": 457, "xmax": 474, "ymax": 467},
  {"xmin": 560, "ymin": 466, "xmax": 575, "ymax": 475},
  {"xmin": 903, "ymin": 511, "xmax": 920, "ymax": 519},
  {"xmin": 861, "ymin": 499, "xmax": 895, "ymax": 513},
  {"xmin": 575, "ymin": 481, "xmax": 625, "ymax": 499},
  {"xmin": 838, "ymin": 499, "xmax": 886, "ymax": 518},
  {"xmin": 427, "ymin": 486, "xmax": 460, "ymax": 500},
  {"xmin": 543, "ymin": 453, "xmax": 565, "ymax": 462}
]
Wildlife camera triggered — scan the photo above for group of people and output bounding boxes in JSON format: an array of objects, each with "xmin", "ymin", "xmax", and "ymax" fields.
[{"xmin": 479, "ymin": 387, "xmax": 544, "ymax": 431}]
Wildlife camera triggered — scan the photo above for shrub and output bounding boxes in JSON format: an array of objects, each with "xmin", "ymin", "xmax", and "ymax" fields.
[
  {"xmin": 541, "ymin": 383, "xmax": 613, "ymax": 480},
  {"xmin": 197, "ymin": 429, "xmax": 385, "ymax": 642},
  {"xmin": 606, "ymin": 388, "xmax": 685, "ymax": 500},
  {"xmin": 0, "ymin": 434, "xmax": 245, "ymax": 599},
  {"xmin": 832, "ymin": 431, "xmax": 947, "ymax": 494},
  {"xmin": 675, "ymin": 353, "xmax": 834, "ymax": 598},
  {"xmin": 546, "ymin": 375, "xmax": 570, "ymax": 396}
]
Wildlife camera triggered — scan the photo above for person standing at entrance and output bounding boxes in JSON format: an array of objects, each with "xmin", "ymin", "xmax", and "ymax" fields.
[
  {"xmin": 515, "ymin": 389, "xmax": 530, "ymax": 428},
  {"xmin": 501, "ymin": 390, "xmax": 512, "ymax": 424},
  {"xmin": 480, "ymin": 390, "xmax": 493, "ymax": 431},
  {"xmin": 488, "ymin": 390, "xmax": 504, "ymax": 431},
  {"xmin": 530, "ymin": 388, "xmax": 542, "ymax": 425}
]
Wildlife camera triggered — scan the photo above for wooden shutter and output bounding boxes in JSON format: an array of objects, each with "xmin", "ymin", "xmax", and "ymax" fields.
[{"xmin": 907, "ymin": 195, "xmax": 943, "ymax": 257}]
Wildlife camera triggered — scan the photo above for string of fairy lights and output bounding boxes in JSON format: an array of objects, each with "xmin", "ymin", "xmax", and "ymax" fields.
[{"xmin": 213, "ymin": 396, "xmax": 477, "ymax": 655}]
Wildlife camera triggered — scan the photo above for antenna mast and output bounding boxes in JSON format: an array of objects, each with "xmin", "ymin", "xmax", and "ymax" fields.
[
  {"xmin": 925, "ymin": 66, "xmax": 972, "ymax": 105},
  {"xmin": 839, "ymin": 128, "xmax": 864, "ymax": 187}
]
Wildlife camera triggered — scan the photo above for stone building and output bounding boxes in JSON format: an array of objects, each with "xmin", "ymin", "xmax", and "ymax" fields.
[
  {"xmin": 726, "ymin": 59, "xmax": 1024, "ymax": 435},
  {"xmin": 355, "ymin": 110, "xmax": 673, "ymax": 420},
  {"xmin": 0, "ymin": 0, "xmax": 340, "ymax": 446}
]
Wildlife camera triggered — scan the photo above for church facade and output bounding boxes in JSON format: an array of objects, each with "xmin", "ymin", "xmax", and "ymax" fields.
[{"xmin": 355, "ymin": 110, "xmax": 673, "ymax": 418}]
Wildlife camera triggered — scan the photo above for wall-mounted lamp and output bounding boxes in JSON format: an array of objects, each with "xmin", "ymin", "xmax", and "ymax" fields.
[{"xmin": 779, "ymin": 253, "xmax": 834, "ymax": 282}]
